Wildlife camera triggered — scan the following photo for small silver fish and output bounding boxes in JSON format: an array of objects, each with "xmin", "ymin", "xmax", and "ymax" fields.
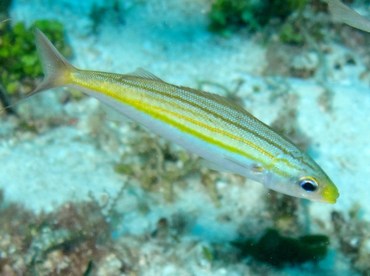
[{"xmin": 24, "ymin": 30, "xmax": 340, "ymax": 203}]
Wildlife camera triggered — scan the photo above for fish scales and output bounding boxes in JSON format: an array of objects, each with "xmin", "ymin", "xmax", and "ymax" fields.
[{"xmin": 73, "ymin": 70, "xmax": 299, "ymax": 170}]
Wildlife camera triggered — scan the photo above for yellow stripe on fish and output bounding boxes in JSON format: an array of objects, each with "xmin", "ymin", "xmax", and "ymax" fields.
[{"xmin": 31, "ymin": 29, "xmax": 339, "ymax": 203}]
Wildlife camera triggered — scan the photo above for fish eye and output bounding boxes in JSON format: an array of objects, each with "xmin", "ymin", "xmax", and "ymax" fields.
[{"xmin": 298, "ymin": 177, "xmax": 318, "ymax": 192}]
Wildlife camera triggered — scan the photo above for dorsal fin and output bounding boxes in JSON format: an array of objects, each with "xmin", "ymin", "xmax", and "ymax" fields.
[{"xmin": 126, "ymin": 68, "xmax": 165, "ymax": 82}]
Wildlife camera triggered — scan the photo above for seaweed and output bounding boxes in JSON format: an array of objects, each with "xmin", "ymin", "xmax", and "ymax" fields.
[
  {"xmin": 0, "ymin": 189, "xmax": 117, "ymax": 275},
  {"xmin": 279, "ymin": 23, "xmax": 305, "ymax": 45},
  {"xmin": 0, "ymin": 20, "xmax": 71, "ymax": 98},
  {"xmin": 113, "ymin": 123, "xmax": 202, "ymax": 202},
  {"xmin": 0, "ymin": 83, "xmax": 16, "ymax": 115},
  {"xmin": 233, "ymin": 228, "xmax": 329, "ymax": 266},
  {"xmin": 208, "ymin": 0, "xmax": 307, "ymax": 35},
  {"xmin": 89, "ymin": 0, "xmax": 126, "ymax": 34},
  {"xmin": 208, "ymin": 0, "xmax": 258, "ymax": 35}
]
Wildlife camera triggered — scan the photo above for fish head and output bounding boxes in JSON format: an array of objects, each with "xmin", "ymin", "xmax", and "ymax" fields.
[{"xmin": 264, "ymin": 157, "xmax": 339, "ymax": 204}]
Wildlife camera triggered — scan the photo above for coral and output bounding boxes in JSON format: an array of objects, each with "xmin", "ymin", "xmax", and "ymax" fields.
[
  {"xmin": 264, "ymin": 191, "xmax": 301, "ymax": 235},
  {"xmin": 232, "ymin": 228, "xmax": 329, "ymax": 266},
  {"xmin": 0, "ymin": 20, "xmax": 71, "ymax": 97},
  {"xmin": 264, "ymin": 41, "xmax": 322, "ymax": 78},
  {"xmin": 113, "ymin": 123, "xmax": 208, "ymax": 202},
  {"xmin": 331, "ymin": 207, "xmax": 370, "ymax": 274},
  {"xmin": 0, "ymin": 190, "xmax": 115, "ymax": 275},
  {"xmin": 290, "ymin": 51, "xmax": 320, "ymax": 78}
]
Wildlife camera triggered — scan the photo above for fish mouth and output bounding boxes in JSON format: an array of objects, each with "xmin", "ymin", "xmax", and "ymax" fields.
[{"xmin": 321, "ymin": 184, "xmax": 340, "ymax": 204}]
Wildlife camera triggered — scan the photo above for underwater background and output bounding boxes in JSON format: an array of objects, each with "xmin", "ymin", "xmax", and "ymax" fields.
[{"xmin": 1, "ymin": 0, "xmax": 370, "ymax": 275}]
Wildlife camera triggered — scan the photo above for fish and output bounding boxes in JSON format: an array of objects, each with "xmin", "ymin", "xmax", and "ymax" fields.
[
  {"xmin": 30, "ymin": 29, "xmax": 339, "ymax": 203},
  {"xmin": 326, "ymin": 0, "xmax": 370, "ymax": 33}
]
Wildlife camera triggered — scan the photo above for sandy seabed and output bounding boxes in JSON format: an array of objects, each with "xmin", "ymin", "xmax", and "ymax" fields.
[{"xmin": 1, "ymin": 0, "xmax": 370, "ymax": 275}]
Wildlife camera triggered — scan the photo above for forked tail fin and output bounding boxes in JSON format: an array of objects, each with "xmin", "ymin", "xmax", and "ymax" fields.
[
  {"xmin": 326, "ymin": 0, "xmax": 370, "ymax": 33},
  {"xmin": 32, "ymin": 29, "xmax": 76, "ymax": 95},
  {"xmin": 0, "ymin": 29, "xmax": 75, "ymax": 114}
]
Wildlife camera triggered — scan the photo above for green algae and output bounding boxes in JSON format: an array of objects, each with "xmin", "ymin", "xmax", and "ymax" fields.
[
  {"xmin": 0, "ymin": 20, "xmax": 71, "ymax": 97},
  {"xmin": 279, "ymin": 23, "xmax": 305, "ymax": 45},
  {"xmin": 208, "ymin": 0, "xmax": 307, "ymax": 35},
  {"xmin": 233, "ymin": 228, "xmax": 329, "ymax": 266}
]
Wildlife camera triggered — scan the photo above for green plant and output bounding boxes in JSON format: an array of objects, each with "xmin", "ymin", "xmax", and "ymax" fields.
[
  {"xmin": 0, "ymin": 20, "xmax": 71, "ymax": 96},
  {"xmin": 89, "ymin": 0, "xmax": 125, "ymax": 34},
  {"xmin": 208, "ymin": 0, "xmax": 307, "ymax": 35},
  {"xmin": 279, "ymin": 23, "xmax": 305, "ymax": 45},
  {"xmin": 208, "ymin": 0, "xmax": 257, "ymax": 34},
  {"xmin": 233, "ymin": 228, "xmax": 329, "ymax": 266}
]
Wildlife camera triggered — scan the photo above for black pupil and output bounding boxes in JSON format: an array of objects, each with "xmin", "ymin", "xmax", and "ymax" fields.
[{"xmin": 301, "ymin": 181, "xmax": 317, "ymax": 192}]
